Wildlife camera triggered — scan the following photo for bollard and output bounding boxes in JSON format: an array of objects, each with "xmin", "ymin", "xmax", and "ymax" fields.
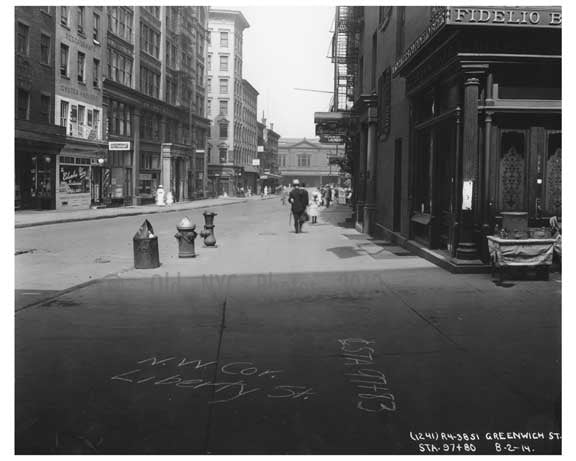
[
  {"xmin": 199, "ymin": 211, "xmax": 218, "ymax": 247},
  {"xmin": 133, "ymin": 219, "xmax": 160, "ymax": 269},
  {"xmin": 174, "ymin": 217, "xmax": 198, "ymax": 258}
]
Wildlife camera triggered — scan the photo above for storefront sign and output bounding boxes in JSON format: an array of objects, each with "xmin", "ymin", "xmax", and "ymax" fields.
[
  {"xmin": 252, "ymin": 159, "xmax": 260, "ymax": 166},
  {"xmin": 320, "ymin": 135, "xmax": 347, "ymax": 144},
  {"xmin": 393, "ymin": 6, "xmax": 561, "ymax": 75},
  {"xmin": 139, "ymin": 173, "xmax": 153, "ymax": 181},
  {"xmin": 109, "ymin": 141, "xmax": 131, "ymax": 151},
  {"xmin": 449, "ymin": 8, "xmax": 561, "ymax": 27}
]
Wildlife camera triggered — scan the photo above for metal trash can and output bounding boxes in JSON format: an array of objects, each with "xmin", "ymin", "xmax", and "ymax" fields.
[{"xmin": 133, "ymin": 219, "xmax": 160, "ymax": 269}]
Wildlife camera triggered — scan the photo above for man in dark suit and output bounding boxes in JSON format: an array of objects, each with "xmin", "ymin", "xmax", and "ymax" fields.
[{"xmin": 288, "ymin": 179, "xmax": 309, "ymax": 233}]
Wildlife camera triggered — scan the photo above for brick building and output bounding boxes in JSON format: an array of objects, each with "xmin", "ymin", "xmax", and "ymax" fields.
[{"xmin": 15, "ymin": 6, "xmax": 67, "ymax": 210}]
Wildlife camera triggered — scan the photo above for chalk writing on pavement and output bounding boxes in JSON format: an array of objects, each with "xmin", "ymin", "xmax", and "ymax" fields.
[
  {"xmin": 110, "ymin": 357, "xmax": 315, "ymax": 404},
  {"xmin": 338, "ymin": 338, "xmax": 398, "ymax": 413}
]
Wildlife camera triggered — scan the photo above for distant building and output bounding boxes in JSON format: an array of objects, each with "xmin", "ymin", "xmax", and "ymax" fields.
[
  {"xmin": 257, "ymin": 117, "xmax": 281, "ymax": 193},
  {"xmin": 278, "ymin": 137, "xmax": 344, "ymax": 188},
  {"xmin": 240, "ymin": 79, "xmax": 259, "ymax": 193},
  {"xmin": 206, "ymin": 9, "xmax": 250, "ymax": 196},
  {"xmin": 15, "ymin": 6, "xmax": 66, "ymax": 210}
]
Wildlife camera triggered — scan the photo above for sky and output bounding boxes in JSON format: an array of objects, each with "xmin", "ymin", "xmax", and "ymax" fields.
[{"xmin": 237, "ymin": 6, "xmax": 335, "ymax": 139}]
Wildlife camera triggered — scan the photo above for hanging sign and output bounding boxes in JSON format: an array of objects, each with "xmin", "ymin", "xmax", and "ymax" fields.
[
  {"xmin": 462, "ymin": 180, "xmax": 473, "ymax": 210},
  {"xmin": 108, "ymin": 141, "xmax": 131, "ymax": 151}
]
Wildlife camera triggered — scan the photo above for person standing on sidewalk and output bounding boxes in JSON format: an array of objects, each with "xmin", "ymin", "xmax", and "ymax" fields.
[
  {"xmin": 324, "ymin": 186, "xmax": 332, "ymax": 208},
  {"xmin": 309, "ymin": 192, "xmax": 319, "ymax": 224},
  {"xmin": 288, "ymin": 179, "xmax": 309, "ymax": 233}
]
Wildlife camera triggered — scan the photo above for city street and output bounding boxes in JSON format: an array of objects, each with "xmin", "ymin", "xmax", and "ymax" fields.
[{"xmin": 15, "ymin": 199, "xmax": 562, "ymax": 454}]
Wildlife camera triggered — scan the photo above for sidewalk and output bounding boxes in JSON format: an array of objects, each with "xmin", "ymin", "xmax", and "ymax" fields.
[{"xmin": 14, "ymin": 196, "xmax": 255, "ymax": 229}]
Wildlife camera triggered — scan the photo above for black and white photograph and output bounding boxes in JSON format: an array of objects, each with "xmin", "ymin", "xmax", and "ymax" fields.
[{"xmin": 12, "ymin": 0, "xmax": 564, "ymax": 455}]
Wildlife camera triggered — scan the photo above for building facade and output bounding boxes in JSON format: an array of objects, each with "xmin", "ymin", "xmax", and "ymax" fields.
[
  {"xmin": 15, "ymin": 6, "xmax": 67, "ymax": 210},
  {"xmin": 206, "ymin": 9, "xmax": 251, "ymax": 197},
  {"xmin": 102, "ymin": 6, "xmax": 210, "ymax": 206},
  {"xmin": 318, "ymin": 6, "xmax": 561, "ymax": 269},
  {"xmin": 278, "ymin": 138, "xmax": 344, "ymax": 188},
  {"xmin": 239, "ymin": 79, "xmax": 259, "ymax": 193},
  {"xmin": 55, "ymin": 6, "xmax": 107, "ymax": 209},
  {"xmin": 16, "ymin": 6, "xmax": 211, "ymax": 210},
  {"xmin": 257, "ymin": 118, "xmax": 281, "ymax": 193}
]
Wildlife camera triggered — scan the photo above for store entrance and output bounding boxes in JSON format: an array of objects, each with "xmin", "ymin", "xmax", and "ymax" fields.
[
  {"xmin": 495, "ymin": 119, "xmax": 561, "ymax": 220},
  {"xmin": 15, "ymin": 154, "xmax": 55, "ymax": 210}
]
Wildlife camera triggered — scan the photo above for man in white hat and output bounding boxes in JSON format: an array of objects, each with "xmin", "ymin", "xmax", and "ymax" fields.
[{"xmin": 288, "ymin": 179, "xmax": 309, "ymax": 233}]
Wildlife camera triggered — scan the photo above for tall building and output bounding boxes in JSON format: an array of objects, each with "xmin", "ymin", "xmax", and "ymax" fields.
[
  {"xmin": 15, "ymin": 6, "xmax": 67, "ymax": 210},
  {"xmin": 102, "ymin": 6, "xmax": 210, "ymax": 206},
  {"xmin": 54, "ymin": 6, "xmax": 107, "ymax": 209},
  {"xmin": 316, "ymin": 6, "xmax": 561, "ymax": 270},
  {"xmin": 206, "ymin": 9, "xmax": 250, "ymax": 197},
  {"xmin": 240, "ymin": 79, "xmax": 259, "ymax": 193}
]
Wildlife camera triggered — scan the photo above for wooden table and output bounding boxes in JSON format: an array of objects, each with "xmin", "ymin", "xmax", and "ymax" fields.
[{"xmin": 486, "ymin": 236, "xmax": 557, "ymax": 282}]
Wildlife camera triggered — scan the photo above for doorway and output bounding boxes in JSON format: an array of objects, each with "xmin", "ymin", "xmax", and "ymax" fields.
[{"xmin": 495, "ymin": 120, "xmax": 561, "ymax": 220}]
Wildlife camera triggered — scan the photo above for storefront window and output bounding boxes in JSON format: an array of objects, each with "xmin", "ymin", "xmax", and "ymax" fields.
[{"xmin": 59, "ymin": 163, "xmax": 90, "ymax": 194}]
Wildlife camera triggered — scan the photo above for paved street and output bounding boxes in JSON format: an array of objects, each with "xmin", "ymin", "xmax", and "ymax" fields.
[{"xmin": 15, "ymin": 199, "xmax": 562, "ymax": 454}]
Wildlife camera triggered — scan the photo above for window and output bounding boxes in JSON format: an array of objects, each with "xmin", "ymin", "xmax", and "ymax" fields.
[
  {"xmin": 17, "ymin": 23, "xmax": 29, "ymax": 55},
  {"xmin": 40, "ymin": 94, "xmax": 51, "ymax": 122},
  {"xmin": 107, "ymin": 47, "xmax": 133, "ymax": 86},
  {"xmin": 220, "ymin": 31, "xmax": 228, "ymax": 47},
  {"xmin": 297, "ymin": 154, "xmax": 311, "ymax": 167},
  {"xmin": 207, "ymin": 78, "xmax": 212, "ymax": 92},
  {"xmin": 93, "ymin": 109, "xmax": 100, "ymax": 137},
  {"xmin": 219, "ymin": 55, "xmax": 229, "ymax": 71},
  {"xmin": 141, "ymin": 152, "xmax": 160, "ymax": 170},
  {"xmin": 140, "ymin": 66, "xmax": 160, "ymax": 98},
  {"xmin": 77, "ymin": 52, "xmax": 86, "ymax": 83},
  {"xmin": 59, "ymin": 161, "xmax": 90, "ymax": 194},
  {"xmin": 16, "ymin": 89, "xmax": 29, "ymax": 120},
  {"xmin": 219, "ymin": 100, "xmax": 228, "ymax": 115},
  {"xmin": 207, "ymin": 99, "xmax": 211, "ymax": 116},
  {"xmin": 279, "ymin": 155, "xmax": 287, "ymax": 167},
  {"xmin": 60, "ymin": 44, "xmax": 69, "ymax": 77},
  {"xmin": 93, "ymin": 12, "xmax": 100, "ymax": 42},
  {"xmin": 78, "ymin": 105, "xmax": 85, "ymax": 136},
  {"xmin": 60, "ymin": 100, "xmax": 69, "ymax": 127},
  {"xmin": 141, "ymin": 23, "xmax": 160, "ymax": 58},
  {"xmin": 219, "ymin": 147, "xmax": 227, "ymax": 163},
  {"xmin": 166, "ymin": 78, "xmax": 177, "ymax": 105},
  {"xmin": 87, "ymin": 109, "xmax": 93, "ymax": 126},
  {"xmin": 219, "ymin": 122, "xmax": 228, "ymax": 138},
  {"xmin": 93, "ymin": 59, "xmax": 100, "ymax": 88},
  {"xmin": 219, "ymin": 79, "xmax": 228, "ymax": 94},
  {"xmin": 40, "ymin": 34, "xmax": 51, "ymax": 64},
  {"xmin": 60, "ymin": 6, "xmax": 69, "ymax": 27},
  {"xmin": 107, "ymin": 7, "xmax": 133, "ymax": 42},
  {"xmin": 207, "ymin": 54, "xmax": 212, "ymax": 70},
  {"xmin": 77, "ymin": 6, "xmax": 85, "ymax": 34},
  {"xmin": 395, "ymin": 7, "xmax": 406, "ymax": 59}
]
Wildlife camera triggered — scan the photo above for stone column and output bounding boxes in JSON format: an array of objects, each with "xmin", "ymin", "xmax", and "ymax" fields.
[
  {"xmin": 456, "ymin": 73, "xmax": 481, "ymax": 260},
  {"xmin": 363, "ymin": 94, "xmax": 378, "ymax": 235},
  {"xmin": 132, "ymin": 107, "xmax": 141, "ymax": 205}
]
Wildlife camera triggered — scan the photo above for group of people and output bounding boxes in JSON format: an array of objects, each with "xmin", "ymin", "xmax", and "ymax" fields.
[{"xmin": 283, "ymin": 180, "xmax": 335, "ymax": 233}]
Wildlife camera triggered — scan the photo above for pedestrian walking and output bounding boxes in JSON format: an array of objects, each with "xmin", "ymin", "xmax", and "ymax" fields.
[
  {"xmin": 324, "ymin": 186, "xmax": 332, "ymax": 208},
  {"xmin": 281, "ymin": 185, "xmax": 288, "ymax": 206},
  {"xmin": 309, "ymin": 193, "xmax": 319, "ymax": 224},
  {"xmin": 288, "ymin": 179, "xmax": 309, "ymax": 234}
]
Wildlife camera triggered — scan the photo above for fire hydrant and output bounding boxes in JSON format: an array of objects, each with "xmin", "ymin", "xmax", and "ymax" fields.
[
  {"xmin": 199, "ymin": 211, "xmax": 218, "ymax": 247},
  {"xmin": 174, "ymin": 217, "xmax": 198, "ymax": 258}
]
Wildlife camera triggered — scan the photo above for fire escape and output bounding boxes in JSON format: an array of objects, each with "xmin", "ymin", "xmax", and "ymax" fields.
[{"xmin": 331, "ymin": 6, "xmax": 362, "ymax": 112}]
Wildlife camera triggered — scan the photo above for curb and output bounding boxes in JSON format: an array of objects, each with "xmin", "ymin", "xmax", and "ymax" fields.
[{"xmin": 15, "ymin": 199, "xmax": 249, "ymax": 229}]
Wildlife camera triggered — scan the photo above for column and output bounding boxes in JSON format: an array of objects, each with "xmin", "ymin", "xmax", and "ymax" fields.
[
  {"xmin": 355, "ymin": 128, "xmax": 366, "ymax": 230},
  {"xmin": 362, "ymin": 94, "xmax": 378, "ymax": 235},
  {"xmin": 132, "ymin": 107, "xmax": 141, "ymax": 205},
  {"xmin": 456, "ymin": 73, "xmax": 481, "ymax": 260}
]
